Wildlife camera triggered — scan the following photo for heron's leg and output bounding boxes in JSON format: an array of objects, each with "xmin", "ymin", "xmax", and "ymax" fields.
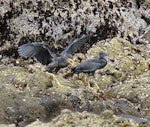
[
  {"xmin": 87, "ymin": 79, "xmax": 100, "ymax": 89},
  {"xmin": 79, "ymin": 74, "xmax": 99, "ymax": 89},
  {"xmin": 47, "ymin": 62, "xmax": 57, "ymax": 72},
  {"xmin": 49, "ymin": 73, "xmax": 64, "ymax": 88}
]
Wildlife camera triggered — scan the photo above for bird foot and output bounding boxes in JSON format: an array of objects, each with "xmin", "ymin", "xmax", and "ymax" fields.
[
  {"xmin": 48, "ymin": 73, "xmax": 64, "ymax": 88},
  {"xmin": 88, "ymin": 80, "xmax": 100, "ymax": 90}
]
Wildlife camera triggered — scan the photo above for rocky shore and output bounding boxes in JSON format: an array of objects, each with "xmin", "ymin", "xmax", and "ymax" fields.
[{"xmin": 0, "ymin": 0, "xmax": 149, "ymax": 127}]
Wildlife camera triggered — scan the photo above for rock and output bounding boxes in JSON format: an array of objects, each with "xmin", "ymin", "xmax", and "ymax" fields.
[
  {"xmin": 0, "ymin": 0, "xmax": 150, "ymax": 126},
  {"xmin": 0, "ymin": 93, "xmax": 45, "ymax": 126}
]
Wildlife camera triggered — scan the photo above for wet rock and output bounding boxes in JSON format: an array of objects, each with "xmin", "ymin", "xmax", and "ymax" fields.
[
  {"xmin": 111, "ymin": 70, "xmax": 126, "ymax": 81},
  {"xmin": 117, "ymin": 114, "xmax": 149, "ymax": 124},
  {"xmin": 0, "ymin": 92, "xmax": 45, "ymax": 126},
  {"xmin": 0, "ymin": 0, "xmax": 150, "ymax": 126},
  {"xmin": 1, "ymin": 35, "xmax": 150, "ymax": 126},
  {"xmin": 138, "ymin": 27, "xmax": 150, "ymax": 44},
  {"xmin": 106, "ymin": 71, "xmax": 150, "ymax": 116},
  {"xmin": 0, "ymin": 124, "xmax": 16, "ymax": 127},
  {"xmin": 67, "ymin": 95, "xmax": 82, "ymax": 110},
  {"xmin": 25, "ymin": 111, "xmax": 150, "ymax": 127},
  {"xmin": 48, "ymin": 109, "xmax": 142, "ymax": 127},
  {"xmin": 0, "ymin": 67, "xmax": 73, "ymax": 125},
  {"xmin": 0, "ymin": 67, "xmax": 53, "ymax": 94},
  {"xmin": 88, "ymin": 101, "xmax": 106, "ymax": 114},
  {"xmin": 0, "ymin": 0, "xmax": 149, "ymax": 53}
]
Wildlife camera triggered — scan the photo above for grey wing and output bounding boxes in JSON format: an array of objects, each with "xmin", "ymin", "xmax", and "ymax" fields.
[
  {"xmin": 60, "ymin": 35, "xmax": 92, "ymax": 58},
  {"xmin": 75, "ymin": 61, "xmax": 99, "ymax": 71},
  {"xmin": 18, "ymin": 42, "xmax": 56, "ymax": 65}
]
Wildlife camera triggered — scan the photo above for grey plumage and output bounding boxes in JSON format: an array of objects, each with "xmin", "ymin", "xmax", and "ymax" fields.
[
  {"xmin": 60, "ymin": 35, "xmax": 92, "ymax": 58},
  {"xmin": 18, "ymin": 35, "xmax": 92, "ymax": 71},
  {"xmin": 18, "ymin": 42, "xmax": 56, "ymax": 65},
  {"xmin": 72, "ymin": 52, "xmax": 108, "ymax": 74}
]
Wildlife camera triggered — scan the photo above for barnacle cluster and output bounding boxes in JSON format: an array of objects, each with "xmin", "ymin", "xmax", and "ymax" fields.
[{"xmin": 0, "ymin": 0, "xmax": 149, "ymax": 49}]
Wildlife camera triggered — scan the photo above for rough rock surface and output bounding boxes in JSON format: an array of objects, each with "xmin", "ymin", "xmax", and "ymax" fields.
[{"xmin": 0, "ymin": 0, "xmax": 150, "ymax": 127}]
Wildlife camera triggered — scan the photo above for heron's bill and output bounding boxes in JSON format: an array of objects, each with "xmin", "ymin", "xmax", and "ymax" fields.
[{"xmin": 67, "ymin": 59, "xmax": 75, "ymax": 66}]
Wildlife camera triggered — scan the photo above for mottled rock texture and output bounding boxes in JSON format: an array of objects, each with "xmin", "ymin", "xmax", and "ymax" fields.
[{"xmin": 0, "ymin": 0, "xmax": 150, "ymax": 127}]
